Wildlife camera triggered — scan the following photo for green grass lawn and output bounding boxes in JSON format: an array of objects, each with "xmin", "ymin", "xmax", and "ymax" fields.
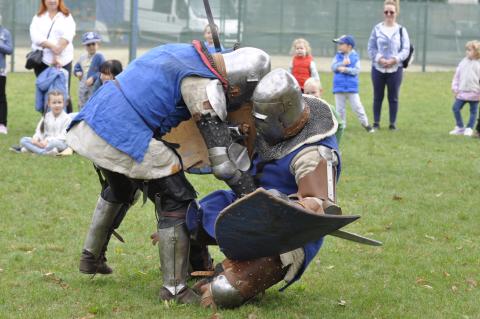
[{"xmin": 0, "ymin": 71, "xmax": 479, "ymax": 319}]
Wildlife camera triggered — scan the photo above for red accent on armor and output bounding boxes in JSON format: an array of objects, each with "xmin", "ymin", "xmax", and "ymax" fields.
[
  {"xmin": 192, "ymin": 40, "xmax": 228, "ymax": 90},
  {"xmin": 291, "ymin": 55, "xmax": 313, "ymax": 89}
]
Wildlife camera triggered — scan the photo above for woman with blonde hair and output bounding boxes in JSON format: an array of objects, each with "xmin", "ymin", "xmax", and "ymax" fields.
[
  {"xmin": 367, "ymin": 0, "xmax": 410, "ymax": 130},
  {"xmin": 288, "ymin": 38, "xmax": 320, "ymax": 91},
  {"xmin": 29, "ymin": 0, "xmax": 76, "ymax": 112}
]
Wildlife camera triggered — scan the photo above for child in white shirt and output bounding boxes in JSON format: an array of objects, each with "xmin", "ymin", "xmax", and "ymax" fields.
[{"xmin": 14, "ymin": 90, "xmax": 71, "ymax": 155}]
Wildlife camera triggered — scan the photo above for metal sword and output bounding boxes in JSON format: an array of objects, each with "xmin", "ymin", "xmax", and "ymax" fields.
[{"xmin": 330, "ymin": 230, "xmax": 383, "ymax": 246}]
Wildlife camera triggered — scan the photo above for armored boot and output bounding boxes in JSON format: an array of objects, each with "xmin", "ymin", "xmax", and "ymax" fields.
[
  {"xmin": 157, "ymin": 222, "xmax": 200, "ymax": 304},
  {"xmin": 200, "ymin": 256, "xmax": 287, "ymax": 308},
  {"xmin": 79, "ymin": 196, "xmax": 122, "ymax": 275}
]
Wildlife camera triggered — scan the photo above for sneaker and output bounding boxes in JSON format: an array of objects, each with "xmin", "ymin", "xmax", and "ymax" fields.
[
  {"xmin": 449, "ymin": 126, "xmax": 465, "ymax": 135},
  {"xmin": 464, "ymin": 127, "xmax": 474, "ymax": 136},
  {"xmin": 9, "ymin": 145, "xmax": 22, "ymax": 153},
  {"xmin": 44, "ymin": 147, "xmax": 59, "ymax": 156},
  {"xmin": 373, "ymin": 122, "xmax": 380, "ymax": 130},
  {"xmin": 364, "ymin": 125, "xmax": 375, "ymax": 133},
  {"xmin": 0, "ymin": 124, "xmax": 7, "ymax": 134},
  {"xmin": 389, "ymin": 124, "xmax": 397, "ymax": 130}
]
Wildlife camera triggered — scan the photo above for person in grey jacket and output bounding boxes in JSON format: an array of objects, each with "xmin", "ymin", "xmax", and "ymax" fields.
[
  {"xmin": 367, "ymin": 0, "xmax": 410, "ymax": 130},
  {"xmin": 0, "ymin": 14, "xmax": 13, "ymax": 134}
]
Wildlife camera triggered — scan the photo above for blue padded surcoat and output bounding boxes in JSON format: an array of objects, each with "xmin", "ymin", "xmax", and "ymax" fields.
[{"xmin": 71, "ymin": 43, "xmax": 218, "ymax": 162}]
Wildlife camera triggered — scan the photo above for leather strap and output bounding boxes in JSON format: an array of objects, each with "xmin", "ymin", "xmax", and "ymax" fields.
[{"xmin": 297, "ymin": 151, "xmax": 337, "ymax": 203}]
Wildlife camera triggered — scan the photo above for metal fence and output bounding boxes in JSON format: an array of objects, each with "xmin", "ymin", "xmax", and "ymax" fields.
[{"xmin": 0, "ymin": 0, "xmax": 479, "ymax": 72}]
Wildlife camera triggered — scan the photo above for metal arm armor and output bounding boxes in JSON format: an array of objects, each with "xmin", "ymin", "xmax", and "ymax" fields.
[{"xmin": 196, "ymin": 114, "xmax": 256, "ymax": 197}]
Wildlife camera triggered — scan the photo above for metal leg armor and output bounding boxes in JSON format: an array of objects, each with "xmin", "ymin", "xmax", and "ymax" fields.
[
  {"xmin": 196, "ymin": 114, "xmax": 256, "ymax": 197},
  {"xmin": 201, "ymin": 257, "xmax": 286, "ymax": 309},
  {"xmin": 79, "ymin": 196, "xmax": 123, "ymax": 275},
  {"xmin": 157, "ymin": 218, "xmax": 200, "ymax": 304},
  {"xmin": 150, "ymin": 173, "xmax": 199, "ymax": 304}
]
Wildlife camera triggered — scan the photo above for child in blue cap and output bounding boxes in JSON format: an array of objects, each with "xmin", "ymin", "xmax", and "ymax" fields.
[
  {"xmin": 74, "ymin": 32, "xmax": 105, "ymax": 110},
  {"xmin": 331, "ymin": 35, "xmax": 374, "ymax": 133}
]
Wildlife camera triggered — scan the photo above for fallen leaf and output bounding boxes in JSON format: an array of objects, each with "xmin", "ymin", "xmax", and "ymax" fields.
[
  {"xmin": 435, "ymin": 193, "xmax": 443, "ymax": 197},
  {"xmin": 43, "ymin": 272, "xmax": 69, "ymax": 289},
  {"xmin": 385, "ymin": 223, "xmax": 393, "ymax": 230},
  {"xmin": 0, "ymin": 268, "xmax": 3, "ymax": 273},
  {"xmin": 337, "ymin": 299, "xmax": 347, "ymax": 306},
  {"xmin": 451, "ymin": 285, "xmax": 458, "ymax": 292},
  {"xmin": 392, "ymin": 195, "xmax": 403, "ymax": 201},
  {"xmin": 211, "ymin": 313, "xmax": 223, "ymax": 319},
  {"xmin": 443, "ymin": 272, "xmax": 450, "ymax": 277},
  {"xmin": 422, "ymin": 285, "xmax": 433, "ymax": 289},
  {"xmin": 424, "ymin": 235, "xmax": 435, "ymax": 240},
  {"xmin": 78, "ymin": 314, "xmax": 95, "ymax": 319},
  {"xmin": 248, "ymin": 314, "xmax": 257, "ymax": 319},
  {"xmin": 416, "ymin": 278, "xmax": 428, "ymax": 285},
  {"xmin": 137, "ymin": 271, "xmax": 147, "ymax": 275},
  {"xmin": 456, "ymin": 246, "xmax": 463, "ymax": 250},
  {"xmin": 466, "ymin": 278, "xmax": 477, "ymax": 288},
  {"xmin": 326, "ymin": 265, "xmax": 335, "ymax": 270}
]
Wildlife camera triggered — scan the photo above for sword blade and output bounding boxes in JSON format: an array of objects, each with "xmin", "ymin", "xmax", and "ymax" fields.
[
  {"xmin": 202, "ymin": 0, "xmax": 222, "ymax": 52},
  {"xmin": 330, "ymin": 230, "xmax": 383, "ymax": 246}
]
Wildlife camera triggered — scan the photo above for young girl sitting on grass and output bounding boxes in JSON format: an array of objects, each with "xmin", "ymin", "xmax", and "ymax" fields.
[
  {"xmin": 11, "ymin": 90, "xmax": 71, "ymax": 155},
  {"xmin": 449, "ymin": 40, "xmax": 480, "ymax": 136}
]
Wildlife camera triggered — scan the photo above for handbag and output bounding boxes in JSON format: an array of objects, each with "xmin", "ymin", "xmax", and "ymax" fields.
[
  {"xmin": 25, "ymin": 50, "xmax": 44, "ymax": 70},
  {"xmin": 399, "ymin": 27, "xmax": 414, "ymax": 69},
  {"xmin": 25, "ymin": 20, "xmax": 56, "ymax": 70}
]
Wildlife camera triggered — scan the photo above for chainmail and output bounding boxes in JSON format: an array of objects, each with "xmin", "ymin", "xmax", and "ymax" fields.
[{"xmin": 255, "ymin": 95, "xmax": 337, "ymax": 161}]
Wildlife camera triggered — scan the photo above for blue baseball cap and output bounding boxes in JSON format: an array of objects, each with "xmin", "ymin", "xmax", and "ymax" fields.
[
  {"xmin": 81, "ymin": 32, "xmax": 101, "ymax": 45},
  {"xmin": 333, "ymin": 35, "xmax": 355, "ymax": 48}
]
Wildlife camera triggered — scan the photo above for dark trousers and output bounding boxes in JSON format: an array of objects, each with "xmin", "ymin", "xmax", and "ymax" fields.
[
  {"xmin": 99, "ymin": 168, "xmax": 196, "ymax": 213},
  {"xmin": 34, "ymin": 62, "xmax": 73, "ymax": 113},
  {"xmin": 371, "ymin": 67, "xmax": 403, "ymax": 125},
  {"xmin": 0, "ymin": 76, "xmax": 6, "ymax": 125}
]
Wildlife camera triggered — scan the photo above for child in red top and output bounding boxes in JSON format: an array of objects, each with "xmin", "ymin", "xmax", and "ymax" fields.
[{"xmin": 288, "ymin": 38, "xmax": 320, "ymax": 91}]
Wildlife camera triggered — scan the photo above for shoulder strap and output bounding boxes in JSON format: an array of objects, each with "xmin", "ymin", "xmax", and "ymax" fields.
[
  {"xmin": 399, "ymin": 27, "xmax": 403, "ymax": 52},
  {"xmin": 46, "ymin": 19, "xmax": 56, "ymax": 39}
]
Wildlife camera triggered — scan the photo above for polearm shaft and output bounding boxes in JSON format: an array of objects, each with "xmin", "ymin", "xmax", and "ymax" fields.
[{"xmin": 203, "ymin": 0, "xmax": 222, "ymax": 52}]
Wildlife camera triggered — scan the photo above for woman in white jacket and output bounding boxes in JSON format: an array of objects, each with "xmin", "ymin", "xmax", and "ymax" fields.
[{"xmin": 30, "ymin": 0, "xmax": 75, "ymax": 112}]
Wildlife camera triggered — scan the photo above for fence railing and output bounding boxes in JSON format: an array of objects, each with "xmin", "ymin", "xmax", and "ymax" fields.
[{"xmin": 1, "ymin": 0, "xmax": 479, "ymax": 72}]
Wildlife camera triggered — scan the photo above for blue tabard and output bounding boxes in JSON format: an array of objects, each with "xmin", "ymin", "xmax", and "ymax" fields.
[
  {"xmin": 71, "ymin": 43, "xmax": 218, "ymax": 162},
  {"xmin": 186, "ymin": 135, "xmax": 341, "ymax": 289}
]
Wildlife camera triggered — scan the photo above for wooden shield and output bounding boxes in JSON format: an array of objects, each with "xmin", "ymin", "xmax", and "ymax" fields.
[{"xmin": 162, "ymin": 102, "xmax": 256, "ymax": 170}]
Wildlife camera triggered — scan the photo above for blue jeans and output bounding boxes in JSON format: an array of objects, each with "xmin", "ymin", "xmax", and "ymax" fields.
[
  {"xmin": 371, "ymin": 67, "xmax": 403, "ymax": 125},
  {"xmin": 452, "ymin": 99, "xmax": 479, "ymax": 129},
  {"xmin": 20, "ymin": 137, "xmax": 67, "ymax": 155}
]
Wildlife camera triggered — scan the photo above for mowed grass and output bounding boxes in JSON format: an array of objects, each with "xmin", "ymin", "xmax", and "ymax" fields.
[{"xmin": 0, "ymin": 71, "xmax": 479, "ymax": 319}]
